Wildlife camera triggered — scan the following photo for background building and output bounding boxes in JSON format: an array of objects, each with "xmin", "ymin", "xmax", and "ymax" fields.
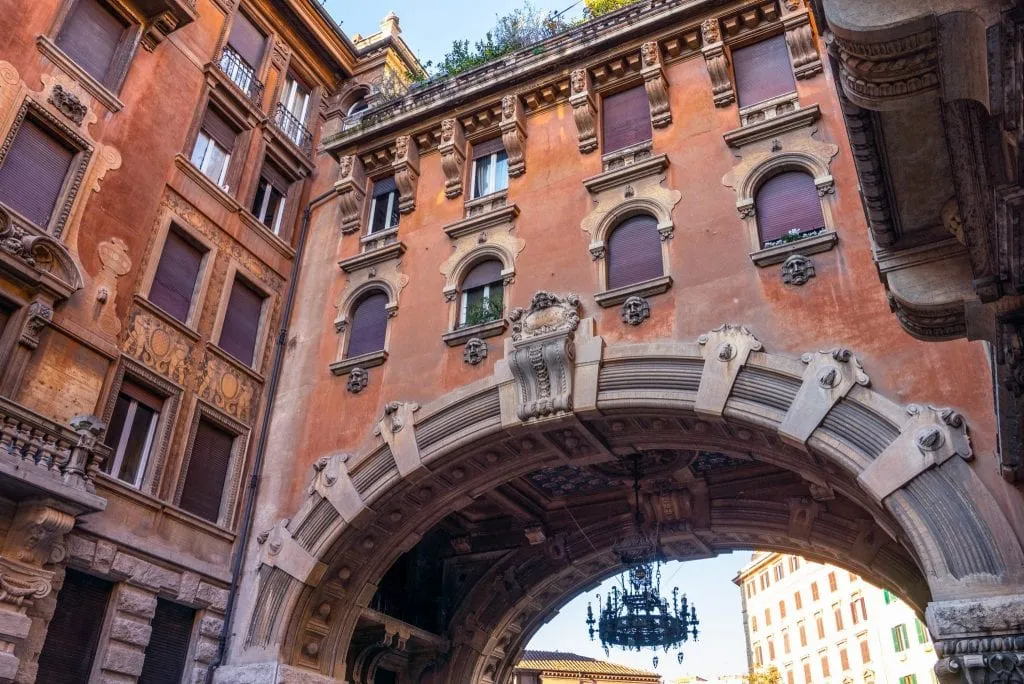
[
  {"xmin": 514, "ymin": 651, "xmax": 661, "ymax": 684},
  {"xmin": 736, "ymin": 553, "xmax": 937, "ymax": 684}
]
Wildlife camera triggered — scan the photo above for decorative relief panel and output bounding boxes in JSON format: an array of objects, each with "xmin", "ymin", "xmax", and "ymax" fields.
[
  {"xmin": 197, "ymin": 351, "xmax": 258, "ymax": 424},
  {"xmin": 123, "ymin": 304, "xmax": 194, "ymax": 387},
  {"xmin": 507, "ymin": 292, "xmax": 581, "ymax": 422}
]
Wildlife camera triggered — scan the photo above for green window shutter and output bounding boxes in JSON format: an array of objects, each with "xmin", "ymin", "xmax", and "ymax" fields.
[
  {"xmin": 891, "ymin": 626, "xmax": 901, "ymax": 651},
  {"xmin": 915, "ymin": 619, "xmax": 927, "ymax": 643},
  {"xmin": 883, "ymin": 589, "xmax": 892, "ymax": 604}
]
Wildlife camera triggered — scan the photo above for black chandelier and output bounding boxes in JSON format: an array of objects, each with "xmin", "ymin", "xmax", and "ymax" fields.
[{"xmin": 585, "ymin": 455, "xmax": 699, "ymax": 668}]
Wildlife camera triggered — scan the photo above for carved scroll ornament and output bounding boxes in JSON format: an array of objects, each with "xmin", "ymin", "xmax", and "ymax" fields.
[
  {"xmin": 439, "ymin": 118, "xmax": 467, "ymax": 199},
  {"xmin": 641, "ymin": 42, "xmax": 672, "ymax": 128},
  {"xmin": 569, "ymin": 69, "xmax": 598, "ymax": 154},
  {"xmin": 500, "ymin": 95, "xmax": 527, "ymax": 177},
  {"xmin": 392, "ymin": 135, "xmax": 419, "ymax": 214},
  {"xmin": 701, "ymin": 19, "xmax": 734, "ymax": 107},
  {"xmin": 507, "ymin": 292, "xmax": 581, "ymax": 421},
  {"xmin": 335, "ymin": 155, "xmax": 367, "ymax": 234}
]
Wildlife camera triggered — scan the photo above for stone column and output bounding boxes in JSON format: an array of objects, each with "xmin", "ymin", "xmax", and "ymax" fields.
[{"xmin": 929, "ymin": 596, "xmax": 1024, "ymax": 683}]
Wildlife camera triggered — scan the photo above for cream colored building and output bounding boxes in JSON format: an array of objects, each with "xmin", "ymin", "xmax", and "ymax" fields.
[
  {"xmin": 514, "ymin": 651, "xmax": 662, "ymax": 684},
  {"xmin": 735, "ymin": 553, "xmax": 937, "ymax": 684}
]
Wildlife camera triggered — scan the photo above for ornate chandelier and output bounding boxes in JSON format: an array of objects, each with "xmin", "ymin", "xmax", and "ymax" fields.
[{"xmin": 585, "ymin": 456, "xmax": 699, "ymax": 667}]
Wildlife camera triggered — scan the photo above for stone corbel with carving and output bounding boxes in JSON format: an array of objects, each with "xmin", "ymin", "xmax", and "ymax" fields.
[
  {"xmin": 701, "ymin": 19, "xmax": 735, "ymax": 107},
  {"xmin": 500, "ymin": 95, "xmax": 527, "ymax": 177},
  {"xmin": 392, "ymin": 135, "xmax": 419, "ymax": 214},
  {"xmin": 569, "ymin": 69, "xmax": 598, "ymax": 154},
  {"xmin": 507, "ymin": 292, "xmax": 581, "ymax": 421},
  {"xmin": 641, "ymin": 42, "xmax": 672, "ymax": 128},
  {"xmin": 334, "ymin": 155, "xmax": 367, "ymax": 234},
  {"xmin": 781, "ymin": 2, "xmax": 822, "ymax": 80},
  {"xmin": 439, "ymin": 118, "xmax": 467, "ymax": 199}
]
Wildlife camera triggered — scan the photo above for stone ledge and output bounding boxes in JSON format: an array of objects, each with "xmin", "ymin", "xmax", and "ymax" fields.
[
  {"xmin": 444, "ymin": 204, "xmax": 520, "ymax": 240},
  {"xmin": 174, "ymin": 154, "xmax": 242, "ymax": 216},
  {"xmin": 132, "ymin": 294, "xmax": 203, "ymax": 343},
  {"xmin": 594, "ymin": 275, "xmax": 672, "ymax": 307},
  {"xmin": 238, "ymin": 209, "xmax": 297, "ymax": 261},
  {"xmin": 750, "ymin": 231, "xmax": 838, "ymax": 267},
  {"xmin": 36, "ymin": 36, "xmax": 124, "ymax": 113},
  {"xmin": 724, "ymin": 104, "xmax": 822, "ymax": 148},
  {"xmin": 329, "ymin": 350, "xmax": 388, "ymax": 376},
  {"xmin": 338, "ymin": 241, "xmax": 407, "ymax": 273},
  {"xmin": 442, "ymin": 319, "xmax": 507, "ymax": 347},
  {"xmin": 583, "ymin": 154, "xmax": 670, "ymax": 195}
]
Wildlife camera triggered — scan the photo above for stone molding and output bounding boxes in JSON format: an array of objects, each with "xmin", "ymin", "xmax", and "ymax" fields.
[
  {"xmin": 257, "ymin": 521, "xmax": 327, "ymax": 586},
  {"xmin": 443, "ymin": 319, "xmax": 507, "ymax": 348},
  {"xmin": 374, "ymin": 402, "xmax": 422, "ymax": 477},
  {"xmin": 439, "ymin": 118, "xmax": 468, "ymax": 198},
  {"xmin": 725, "ymin": 103, "xmax": 821, "ymax": 147},
  {"xmin": 828, "ymin": 23, "xmax": 939, "ymax": 110},
  {"xmin": 0, "ymin": 206, "xmax": 84, "ymax": 301},
  {"xmin": 593, "ymin": 275, "xmax": 672, "ymax": 308},
  {"xmin": 581, "ymin": 154, "xmax": 679, "ymax": 249},
  {"xmin": 443, "ymin": 203, "xmax": 520, "ymax": 241},
  {"xmin": 440, "ymin": 218, "xmax": 522, "ymax": 301},
  {"xmin": 779, "ymin": 348, "xmax": 869, "ymax": 447},
  {"xmin": 695, "ymin": 324, "xmax": 763, "ymax": 417}
]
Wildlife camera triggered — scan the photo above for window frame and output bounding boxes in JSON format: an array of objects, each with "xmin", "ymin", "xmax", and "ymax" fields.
[
  {"xmin": 174, "ymin": 401, "xmax": 248, "ymax": 529},
  {"xmin": 103, "ymin": 390, "xmax": 160, "ymax": 488},
  {"xmin": 344, "ymin": 288, "xmax": 391, "ymax": 360},
  {"xmin": 367, "ymin": 185, "xmax": 399, "ymax": 235},
  {"xmin": 251, "ymin": 175, "xmax": 287, "ymax": 234},
  {"xmin": 470, "ymin": 149, "xmax": 509, "ymax": 200},
  {"xmin": 213, "ymin": 266, "xmax": 271, "ymax": 371},
  {"xmin": 143, "ymin": 221, "xmax": 215, "ymax": 330},
  {"xmin": 48, "ymin": 0, "xmax": 143, "ymax": 94}
]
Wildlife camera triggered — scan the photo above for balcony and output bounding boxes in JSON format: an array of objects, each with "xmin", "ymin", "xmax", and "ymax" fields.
[
  {"xmin": 272, "ymin": 103, "xmax": 313, "ymax": 155},
  {"xmin": 217, "ymin": 46, "xmax": 264, "ymax": 106}
]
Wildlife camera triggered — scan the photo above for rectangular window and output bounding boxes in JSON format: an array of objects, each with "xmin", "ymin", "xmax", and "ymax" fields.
[
  {"xmin": 853, "ymin": 595, "xmax": 868, "ymax": 623},
  {"xmin": 892, "ymin": 624, "xmax": 911, "ymax": 653},
  {"xmin": 227, "ymin": 11, "xmax": 266, "ymax": 69},
  {"xmin": 811, "ymin": 582, "xmax": 819, "ymax": 601},
  {"xmin": 55, "ymin": 0, "xmax": 129, "ymax": 86},
  {"xmin": 802, "ymin": 661, "xmax": 811, "ymax": 684},
  {"xmin": 860, "ymin": 638, "xmax": 871, "ymax": 664},
  {"xmin": 779, "ymin": 600, "xmax": 787, "ymax": 619},
  {"xmin": 783, "ymin": 629, "xmax": 791, "ymax": 654},
  {"xmin": 178, "ymin": 418, "xmax": 235, "ymax": 523},
  {"xmin": 218, "ymin": 276, "xmax": 265, "ymax": 367},
  {"xmin": 0, "ymin": 118, "xmax": 76, "ymax": 229},
  {"xmin": 368, "ymin": 177, "xmax": 400, "ymax": 234},
  {"xmin": 751, "ymin": 615, "xmax": 758, "ymax": 633},
  {"xmin": 768, "ymin": 639, "xmax": 776, "ymax": 660},
  {"xmin": 774, "ymin": 563, "xmax": 785, "ymax": 582},
  {"xmin": 798, "ymin": 621, "xmax": 807, "ymax": 647},
  {"xmin": 828, "ymin": 572, "xmax": 838, "ymax": 592},
  {"xmin": 839, "ymin": 647, "xmax": 849, "ymax": 671},
  {"xmin": 149, "ymin": 228, "xmax": 205, "ymax": 324},
  {"xmin": 102, "ymin": 381, "xmax": 163, "ymax": 488},
  {"xmin": 820, "ymin": 654, "xmax": 830, "ymax": 678},
  {"xmin": 471, "ymin": 138, "xmax": 509, "ymax": 199},
  {"xmin": 794, "ymin": 591, "xmax": 802, "ymax": 610},
  {"xmin": 786, "ymin": 669, "xmax": 794, "ymax": 684},
  {"xmin": 732, "ymin": 34, "xmax": 796, "ymax": 108},
  {"xmin": 754, "ymin": 644, "xmax": 763, "ymax": 667},
  {"xmin": 139, "ymin": 598, "xmax": 196, "ymax": 684},
  {"xmin": 251, "ymin": 162, "xmax": 290, "ymax": 235},
  {"xmin": 883, "ymin": 589, "xmax": 894, "ymax": 605},
  {"xmin": 915, "ymin": 618, "xmax": 928, "ymax": 644},
  {"xmin": 36, "ymin": 569, "xmax": 113, "ymax": 682},
  {"xmin": 761, "ymin": 572, "xmax": 770, "ymax": 590},
  {"xmin": 833, "ymin": 603, "xmax": 844, "ymax": 631},
  {"xmin": 602, "ymin": 85, "xmax": 652, "ymax": 153},
  {"xmin": 190, "ymin": 108, "xmax": 237, "ymax": 187},
  {"xmin": 278, "ymin": 74, "xmax": 311, "ymax": 147},
  {"xmin": 899, "ymin": 676, "xmax": 919, "ymax": 684},
  {"xmin": 789, "ymin": 556, "xmax": 801, "ymax": 572},
  {"xmin": 765, "ymin": 607, "xmax": 772, "ymax": 626},
  {"xmin": 815, "ymin": 612, "xmax": 825, "ymax": 640}
]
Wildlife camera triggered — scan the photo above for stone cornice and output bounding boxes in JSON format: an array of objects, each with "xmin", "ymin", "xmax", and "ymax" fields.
[
  {"xmin": 724, "ymin": 104, "xmax": 822, "ymax": 147},
  {"xmin": 338, "ymin": 241, "xmax": 407, "ymax": 273},
  {"xmin": 443, "ymin": 204, "xmax": 520, "ymax": 240},
  {"xmin": 583, "ymin": 154, "xmax": 670, "ymax": 194}
]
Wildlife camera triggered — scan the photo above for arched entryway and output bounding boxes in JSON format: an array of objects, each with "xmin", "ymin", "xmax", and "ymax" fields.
[{"xmin": 223, "ymin": 294, "xmax": 1024, "ymax": 684}]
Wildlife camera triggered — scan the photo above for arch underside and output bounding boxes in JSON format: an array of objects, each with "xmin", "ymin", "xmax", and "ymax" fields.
[{"xmin": 241, "ymin": 331, "xmax": 1024, "ymax": 683}]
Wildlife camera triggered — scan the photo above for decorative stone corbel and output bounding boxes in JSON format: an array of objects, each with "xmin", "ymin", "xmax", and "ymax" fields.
[
  {"xmin": 779, "ymin": 348, "xmax": 869, "ymax": 447},
  {"xmin": 309, "ymin": 453, "xmax": 367, "ymax": 524},
  {"xmin": 256, "ymin": 520, "xmax": 327, "ymax": 585},
  {"xmin": 858, "ymin": 405, "xmax": 972, "ymax": 501},
  {"xmin": 2, "ymin": 502, "xmax": 75, "ymax": 569},
  {"xmin": 374, "ymin": 401, "xmax": 422, "ymax": 477},
  {"xmin": 18, "ymin": 301, "xmax": 53, "ymax": 351},
  {"xmin": 141, "ymin": 10, "xmax": 179, "ymax": 51},
  {"xmin": 439, "ymin": 118, "xmax": 467, "ymax": 198},
  {"xmin": 334, "ymin": 155, "xmax": 367, "ymax": 234},
  {"xmin": 641, "ymin": 42, "xmax": 672, "ymax": 128},
  {"xmin": 780, "ymin": 0, "xmax": 821, "ymax": 79},
  {"xmin": 569, "ymin": 69, "xmax": 598, "ymax": 154},
  {"xmin": 695, "ymin": 324, "xmax": 763, "ymax": 417},
  {"xmin": 507, "ymin": 292, "xmax": 581, "ymax": 421},
  {"xmin": 701, "ymin": 19, "xmax": 735, "ymax": 107},
  {"xmin": 787, "ymin": 497, "xmax": 820, "ymax": 541},
  {"xmin": 392, "ymin": 135, "xmax": 419, "ymax": 214},
  {"xmin": 500, "ymin": 95, "xmax": 527, "ymax": 177}
]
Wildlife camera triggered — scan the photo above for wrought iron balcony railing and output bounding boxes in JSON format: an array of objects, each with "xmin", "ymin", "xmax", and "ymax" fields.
[
  {"xmin": 217, "ymin": 46, "xmax": 264, "ymax": 106},
  {"xmin": 273, "ymin": 103, "xmax": 313, "ymax": 155}
]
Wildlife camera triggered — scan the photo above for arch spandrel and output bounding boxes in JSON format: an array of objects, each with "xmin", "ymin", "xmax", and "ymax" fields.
[{"xmin": 226, "ymin": 298, "xmax": 1024, "ymax": 684}]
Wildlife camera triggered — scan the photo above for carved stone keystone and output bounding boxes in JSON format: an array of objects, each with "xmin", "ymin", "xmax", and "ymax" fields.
[
  {"xmin": 569, "ymin": 69, "xmax": 598, "ymax": 154},
  {"xmin": 695, "ymin": 325, "xmax": 763, "ymax": 417},
  {"xmin": 507, "ymin": 292, "xmax": 581, "ymax": 421},
  {"xmin": 335, "ymin": 155, "xmax": 367, "ymax": 234},
  {"xmin": 309, "ymin": 453, "xmax": 367, "ymax": 524},
  {"xmin": 256, "ymin": 520, "xmax": 327, "ymax": 585},
  {"xmin": 779, "ymin": 348, "xmax": 869, "ymax": 447}
]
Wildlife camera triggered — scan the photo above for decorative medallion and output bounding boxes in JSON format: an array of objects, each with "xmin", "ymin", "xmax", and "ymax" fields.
[
  {"xmin": 621, "ymin": 296, "xmax": 651, "ymax": 326},
  {"xmin": 463, "ymin": 338, "xmax": 488, "ymax": 365},
  {"xmin": 781, "ymin": 254, "xmax": 815, "ymax": 286},
  {"xmin": 347, "ymin": 367, "xmax": 369, "ymax": 394}
]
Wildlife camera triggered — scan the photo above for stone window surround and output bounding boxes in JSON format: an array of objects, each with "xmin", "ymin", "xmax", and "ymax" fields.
[
  {"xmin": 183, "ymin": 88, "xmax": 262, "ymax": 204},
  {"xmin": 441, "ymin": 247, "xmax": 514, "ymax": 348},
  {"xmin": 209, "ymin": 261, "xmax": 274, "ymax": 374},
  {"xmin": 330, "ymin": 280, "xmax": 400, "ymax": 377}
]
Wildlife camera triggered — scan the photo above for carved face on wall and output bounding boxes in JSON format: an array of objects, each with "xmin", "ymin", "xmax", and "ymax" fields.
[
  {"xmin": 339, "ymin": 155, "xmax": 354, "ymax": 179},
  {"xmin": 621, "ymin": 296, "xmax": 651, "ymax": 326},
  {"xmin": 501, "ymin": 95, "xmax": 516, "ymax": 121},
  {"xmin": 395, "ymin": 136, "xmax": 409, "ymax": 159},
  {"xmin": 441, "ymin": 119, "xmax": 455, "ymax": 143},
  {"xmin": 701, "ymin": 18, "xmax": 721, "ymax": 45},
  {"xmin": 641, "ymin": 42, "xmax": 659, "ymax": 67},
  {"xmin": 570, "ymin": 69, "xmax": 587, "ymax": 94}
]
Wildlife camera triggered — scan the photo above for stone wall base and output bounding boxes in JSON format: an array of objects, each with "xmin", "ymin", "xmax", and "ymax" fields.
[{"xmin": 212, "ymin": 662, "xmax": 346, "ymax": 684}]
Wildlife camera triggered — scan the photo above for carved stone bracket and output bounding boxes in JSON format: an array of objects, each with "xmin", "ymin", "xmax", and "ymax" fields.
[
  {"xmin": 783, "ymin": 10, "xmax": 822, "ymax": 79},
  {"xmin": 439, "ymin": 119, "xmax": 467, "ymax": 198},
  {"xmin": 695, "ymin": 324, "xmax": 763, "ymax": 417},
  {"xmin": 256, "ymin": 520, "xmax": 327, "ymax": 585},
  {"xmin": 392, "ymin": 135, "xmax": 419, "ymax": 214},
  {"xmin": 569, "ymin": 69, "xmax": 598, "ymax": 154},
  {"xmin": 701, "ymin": 20, "xmax": 734, "ymax": 107},
  {"xmin": 779, "ymin": 348, "xmax": 870, "ymax": 447},
  {"xmin": 641, "ymin": 42, "xmax": 672, "ymax": 128},
  {"xmin": 507, "ymin": 292, "xmax": 581, "ymax": 421},
  {"xmin": 335, "ymin": 155, "xmax": 367, "ymax": 234},
  {"xmin": 620, "ymin": 296, "xmax": 650, "ymax": 326},
  {"xmin": 500, "ymin": 95, "xmax": 527, "ymax": 177},
  {"xmin": 309, "ymin": 453, "xmax": 366, "ymax": 523},
  {"xmin": 374, "ymin": 401, "xmax": 421, "ymax": 477},
  {"xmin": 18, "ymin": 301, "xmax": 53, "ymax": 351}
]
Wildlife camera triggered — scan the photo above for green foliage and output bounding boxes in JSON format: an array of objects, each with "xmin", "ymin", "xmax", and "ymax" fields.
[
  {"xmin": 583, "ymin": 0, "xmax": 639, "ymax": 17},
  {"xmin": 748, "ymin": 666, "xmax": 783, "ymax": 684},
  {"xmin": 463, "ymin": 297, "xmax": 504, "ymax": 327}
]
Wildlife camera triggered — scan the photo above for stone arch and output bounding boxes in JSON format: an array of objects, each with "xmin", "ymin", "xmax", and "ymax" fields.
[
  {"xmin": 585, "ymin": 197, "xmax": 674, "ymax": 261},
  {"xmin": 737, "ymin": 151, "xmax": 833, "ymax": 202},
  {"xmin": 440, "ymin": 242, "xmax": 517, "ymax": 304},
  {"xmin": 333, "ymin": 280, "xmax": 400, "ymax": 333},
  {"xmin": 231, "ymin": 296, "xmax": 1024, "ymax": 684}
]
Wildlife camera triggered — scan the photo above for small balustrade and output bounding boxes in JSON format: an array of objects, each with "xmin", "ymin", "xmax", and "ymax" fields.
[
  {"xmin": 217, "ymin": 46, "xmax": 265, "ymax": 106},
  {"xmin": 273, "ymin": 103, "xmax": 313, "ymax": 155}
]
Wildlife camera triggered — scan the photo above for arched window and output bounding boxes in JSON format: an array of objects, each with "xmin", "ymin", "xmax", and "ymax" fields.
[
  {"xmin": 347, "ymin": 98, "xmax": 369, "ymax": 116},
  {"xmin": 459, "ymin": 260, "xmax": 504, "ymax": 328},
  {"xmin": 606, "ymin": 214, "xmax": 663, "ymax": 290},
  {"xmin": 755, "ymin": 171, "xmax": 826, "ymax": 248},
  {"xmin": 346, "ymin": 290, "xmax": 388, "ymax": 358}
]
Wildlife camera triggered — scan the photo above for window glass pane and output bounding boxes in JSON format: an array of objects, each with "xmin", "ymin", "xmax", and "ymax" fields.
[
  {"xmin": 387, "ymin": 191, "xmax": 400, "ymax": 229},
  {"xmin": 494, "ymin": 151, "xmax": 509, "ymax": 192},
  {"xmin": 118, "ymin": 402, "xmax": 155, "ymax": 485},
  {"xmin": 474, "ymin": 157, "xmax": 491, "ymax": 198},
  {"xmin": 102, "ymin": 394, "xmax": 131, "ymax": 474},
  {"xmin": 370, "ymin": 195, "xmax": 388, "ymax": 233},
  {"xmin": 203, "ymin": 144, "xmax": 229, "ymax": 184},
  {"xmin": 191, "ymin": 132, "xmax": 210, "ymax": 169}
]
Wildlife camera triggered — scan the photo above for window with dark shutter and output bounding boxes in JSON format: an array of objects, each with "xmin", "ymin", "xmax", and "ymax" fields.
[
  {"xmin": 149, "ymin": 229, "xmax": 205, "ymax": 324},
  {"xmin": 733, "ymin": 35, "xmax": 796, "ymax": 108},
  {"xmin": 200, "ymin": 108, "xmax": 238, "ymax": 154},
  {"xmin": 602, "ymin": 86, "xmax": 652, "ymax": 153},
  {"xmin": 755, "ymin": 171, "xmax": 826, "ymax": 246},
  {"xmin": 606, "ymin": 214, "xmax": 663, "ymax": 290},
  {"xmin": 0, "ymin": 119, "xmax": 76, "ymax": 229},
  {"xmin": 179, "ymin": 418, "xmax": 235, "ymax": 523},
  {"xmin": 459, "ymin": 260, "xmax": 504, "ymax": 327},
  {"xmin": 139, "ymin": 598, "xmax": 196, "ymax": 684},
  {"xmin": 56, "ymin": 0, "xmax": 128, "ymax": 85},
  {"xmin": 219, "ymin": 276, "xmax": 264, "ymax": 366},
  {"xmin": 0, "ymin": 299, "xmax": 13, "ymax": 341},
  {"xmin": 227, "ymin": 11, "xmax": 266, "ymax": 69},
  {"xmin": 346, "ymin": 291, "xmax": 388, "ymax": 358},
  {"xmin": 36, "ymin": 569, "xmax": 113, "ymax": 684}
]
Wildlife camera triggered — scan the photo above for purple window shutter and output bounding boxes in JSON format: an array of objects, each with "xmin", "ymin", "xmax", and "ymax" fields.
[
  {"xmin": 607, "ymin": 215, "xmax": 663, "ymax": 290},
  {"xmin": 202, "ymin": 108, "xmax": 238, "ymax": 153},
  {"xmin": 227, "ymin": 11, "xmax": 266, "ymax": 69},
  {"xmin": 0, "ymin": 119, "xmax": 76, "ymax": 229},
  {"xmin": 602, "ymin": 86, "xmax": 653, "ymax": 153},
  {"xmin": 138, "ymin": 599, "xmax": 196, "ymax": 684},
  {"xmin": 36, "ymin": 569, "xmax": 113, "ymax": 683},
  {"xmin": 261, "ymin": 160, "xmax": 289, "ymax": 193},
  {"xmin": 346, "ymin": 291, "xmax": 388, "ymax": 358},
  {"xmin": 462, "ymin": 260, "xmax": 502, "ymax": 289},
  {"xmin": 179, "ymin": 419, "xmax": 234, "ymax": 523},
  {"xmin": 56, "ymin": 0, "xmax": 127, "ymax": 83},
  {"xmin": 218, "ymin": 277, "xmax": 264, "ymax": 366},
  {"xmin": 372, "ymin": 176, "xmax": 398, "ymax": 197},
  {"xmin": 755, "ymin": 171, "xmax": 826, "ymax": 245},
  {"xmin": 149, "ymin": 230, "xmax": 204, "ymax": 323},
  {"xmin": 472, "ymin": 137, "xmax": 505, "ymax": 159},
  {"xmin": 733, "ymin": 35, "xmax": 796, "ymax": 108}
]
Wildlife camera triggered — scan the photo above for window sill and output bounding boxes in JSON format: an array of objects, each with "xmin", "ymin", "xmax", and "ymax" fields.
[
  {"xmin": 464, "ymin": 189, "xmax": 509, "ymax": 217},
  {"xmin": 208, "ymin": 342, "xmax": 266, "ymax": 384},
  {"xmin": 36, "ymin": 36, "xmax": 124, "ymax": 114},
  {"xmin": 238, "ymin": 209, "xmax": 297, "ymax": 259},
  {"xmin": 583, "ymin": 154, "xmax": 670, "ymax": 195},
  {"xmin": 444, "ymin": 202, "xmax": 520, "ymax": 240},
  {"xmin": 133, "ymin": 294, "xmax": 202, "ymax": 343},
  {"xmin": 750, "ymin": 231, "xmax": 838, "ymax": 267},
  {"xmin": 724, "ymin": 104, "xmax": 822, "ymax": 148},
  {"xmin": 202, "ymin": 63, "xmax": 266, "ymax": 129},
  {"xmin": 601, "ymin": 140, "xmax": 653, "ymax": 172},
  {"xmin": 442, "ymin": 319, "xmax": 507, "ymax": 347},
  {"xmin": 594, "ymin": 275, "xmax": 672, "ymax": 308},
  {"xmin": 174, "ymin": 154, "xmax": 241, "ymax": 214},
  {"xmin": 360, "ymin": 227, "xmax": 398, "ymax": 245},
  {"xmin": 330, "ymin": 350, "xmax": 387, "ymax": 376},
  {"xmin": 339, "ymin": 240, "xmax": 406, "ymax": 273}
]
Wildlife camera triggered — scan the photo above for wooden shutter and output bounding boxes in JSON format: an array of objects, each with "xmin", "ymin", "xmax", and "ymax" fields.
[
  {"xmin": 755, "ymin": 171, "xmax": 826, "ymax": 245},
  {"xmin": 462, "ymin": 260, "xmax": 502, "ymax": 290},
  {"xmin": 373, "ymin": 176, "xmax": 397, "ymax": 197},
  {"xmin": 733, "ymin": 35, "xmax": 796, "ymax": 107},
  {"xmin": 139, "ymin": 599, "xmax": 195, "ymax": 684},
  {"xmin": 36, "ymin": 569, "xmax": 113, "ymax": 684},
  {"xmin": 607, "ymin": 215, "xmax": 663, "ymax": 290},
  {"xmin": 261, "ymin": 160, "xmax": 289, "ymax": 193},
  {"xmin": 602, "ymin": 86, "xmax": 652, "ymax": 153},
  {"xmin": 149, "ymin": 229, "xmax": 204, "ymax": 323},
  {"xmin": 219, "ymin": 277, "xmax": 264, "ymax": 366},
  {"xmin": 227, "ymin": 11, "xmax": 266, "ymax": 68},
  {"xmin": 472, "ymin": 137, "xmax": 505, "ymax": 159},
  {"xmin": 860, "ymin": 639, "xmax": 871, "ymax": 663},
  {"xmin": 201, "ymin": 107, "xmax": 237, "ymax": 153},
  {"xmin": 56, "ymin": 0, "xmax": 127, "ymax": 83},
  {"xmin": 179, "ymin": 418, "xmax": 234, "ymax": 523},
  {"xmin": 346, "ymin": 291, "xmax": 388, "ymax": 358},
  {"xmin": 0, "ymin": 119, "xmax": 75, "ymax": 228}
]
